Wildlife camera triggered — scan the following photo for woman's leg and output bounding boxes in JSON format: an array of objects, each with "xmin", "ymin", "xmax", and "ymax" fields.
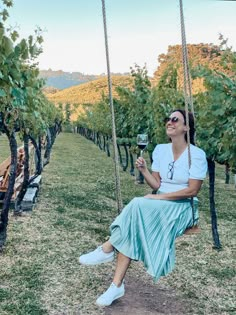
[
  {"xmin": 102, "ymin": 240, "xmax": 114, "ymax": 253},
  {"xmin": 96, "ymin": 252, "xmax": 131, "ymax": 306},
  {"xmin": 112, "ymin": 252, "xmax": 131, "ymax": 287},
  {"xmin": 102, "ymin": 241, "xmax": 131, "ymax": 286},
  {"xmin": 102, "ymin": 240, "xmax": 131, "ymax": 285}
]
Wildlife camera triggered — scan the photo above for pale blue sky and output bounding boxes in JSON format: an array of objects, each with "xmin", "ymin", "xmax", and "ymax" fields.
[{"xmin": 6, "ymin": 0, "xmax": 236, "ymax": 76}]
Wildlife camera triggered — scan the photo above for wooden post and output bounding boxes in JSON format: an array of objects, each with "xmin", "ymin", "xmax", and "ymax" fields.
[
  {"xmin": 208, "ymin": 158, "xmax": 222, "ymax": 249},
  {"xmin": 225, "ymin": 163, "xmax": 230, "ymax": 184},
  {"xmin": 0, "ymin": 131, "xmax": 18, "ymax": 249}
]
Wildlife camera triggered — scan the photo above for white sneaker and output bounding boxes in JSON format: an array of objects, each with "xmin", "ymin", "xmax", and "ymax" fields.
[
  {"xmin": 79, "ymin": 246, "xmax": 114, "ymax": 265},
  {"xmin": 96, "ymin": 282, "xmax": 125, "ymax": 306}
]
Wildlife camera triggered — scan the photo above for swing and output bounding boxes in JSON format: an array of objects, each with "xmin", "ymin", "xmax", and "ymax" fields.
[
  {"xmin": 101, "ymin": 0, "xmax": 200, "ymax": 234},
  {"xmin": 179, "ymin": 0, "xmax": 200, "ymax": 234}
]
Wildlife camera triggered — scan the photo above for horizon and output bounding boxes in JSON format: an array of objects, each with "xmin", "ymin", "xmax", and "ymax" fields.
[{"xmin": 6, "ymin": 0, "xmax": 236, "ymax": 77}]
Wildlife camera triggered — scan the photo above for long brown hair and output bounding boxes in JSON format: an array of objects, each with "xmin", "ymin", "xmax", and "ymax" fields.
[{"xmin": 172, "ymin": 109, "xmax": 195, "ymax": 145}]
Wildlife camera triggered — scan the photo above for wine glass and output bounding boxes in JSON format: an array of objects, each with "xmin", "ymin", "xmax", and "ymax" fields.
[{"xmin": 137, "ymin": 134, "xmax": 148, "ymax": 157}]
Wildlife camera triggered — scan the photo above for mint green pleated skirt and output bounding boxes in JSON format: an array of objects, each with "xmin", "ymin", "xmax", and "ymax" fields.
[{"xmin": 109, "ymin": 197, "xmax": 198, "ymax": 281}]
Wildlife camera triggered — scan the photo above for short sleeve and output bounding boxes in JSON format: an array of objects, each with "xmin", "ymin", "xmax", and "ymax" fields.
[
  {"xmin": 189, "ymin": 148, "xmax": 208, "ymax": 180},
  {"xmin": 151, "ymin": 145, "xmax": 161, "ymax": 172}
]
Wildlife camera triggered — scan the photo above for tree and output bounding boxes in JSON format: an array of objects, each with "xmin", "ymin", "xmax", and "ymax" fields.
[
  {"xmin": 115, "ymin": 64, "xmax": 152, "ymax": 139},
  {"xmin": 0, "ymin": 0, "xmax": 62, "ymax": 248},
  {"xmin": 153, "ymin": 43, "xmax": 233, "ymax": 94}
]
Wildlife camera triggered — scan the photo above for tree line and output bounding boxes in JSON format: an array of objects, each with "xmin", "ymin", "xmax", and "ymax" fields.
[
  {"xmin": 75, "ymin": 41, "xmax": 236, "ymax": 173},
  {"xmin": 0, "ymin": 0, "xmax": 63, "ymax": 250}
]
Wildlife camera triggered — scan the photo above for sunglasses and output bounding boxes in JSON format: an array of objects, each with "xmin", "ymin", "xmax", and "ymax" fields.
[{"xmin": 164, "ymin": 116, "xmax": 179, "ymax": 124}]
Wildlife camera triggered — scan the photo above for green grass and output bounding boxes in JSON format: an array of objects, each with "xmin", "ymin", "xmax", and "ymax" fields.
[
  {"xmin": 0, "ymin": 134, "xmax": 24, "ymax": 163},
  {"xmin": 0, "ymin": 132, "xmax": 235, "ymax": 314},
  {"xmin": 0, "ymin": 134, "xmax": 10, "ymax": 163}
]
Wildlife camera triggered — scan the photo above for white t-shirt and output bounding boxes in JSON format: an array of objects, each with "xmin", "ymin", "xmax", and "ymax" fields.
[{"xmin": 151, "ymin": 143, "xmax": 208, "ymax": 193}]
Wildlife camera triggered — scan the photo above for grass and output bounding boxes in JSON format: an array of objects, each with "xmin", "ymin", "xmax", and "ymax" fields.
[
  {"xmin": 0, "ymin": 134, "xmax": 24, "ymax": 164},
  {"xmin": 0, "ymin": 134, "xmax": 10, "ymax": 163},
  {"xmin": 0, "ymin": 132, "xmax": 235, "ymax": 315}
]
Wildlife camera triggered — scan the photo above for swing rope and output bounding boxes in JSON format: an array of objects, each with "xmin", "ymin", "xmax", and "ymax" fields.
[
  {"xmin": 101, "ymin": 0, "xmax": 123, "ymax": 213},
  {"xmin": 179, "ymin": 0, "xmax": 198, "ymax": 229}
]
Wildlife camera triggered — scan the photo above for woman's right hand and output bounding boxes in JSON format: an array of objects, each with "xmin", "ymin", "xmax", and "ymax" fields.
[{"xmin": 135, "ymin": 157, "xmax": 147, "ymax": 171}]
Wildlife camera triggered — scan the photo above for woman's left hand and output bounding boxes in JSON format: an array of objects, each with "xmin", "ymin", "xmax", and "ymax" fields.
[{"xmin": 144, "ymin": 194, "xmax": 161, "ymax": 199}]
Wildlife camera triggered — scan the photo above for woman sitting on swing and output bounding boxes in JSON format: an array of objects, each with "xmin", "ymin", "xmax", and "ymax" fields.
[{"xmin": 79, "ymin": 109, "xmax": 208, "ymax": 306}]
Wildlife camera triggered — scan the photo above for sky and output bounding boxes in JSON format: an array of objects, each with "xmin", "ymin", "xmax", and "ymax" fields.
[{"xmin": 5, "ymin": 0, "xmax": 236, "ymax": 77}]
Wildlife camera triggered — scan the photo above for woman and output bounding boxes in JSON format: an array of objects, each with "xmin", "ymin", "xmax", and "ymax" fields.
[{"xmin": 79, "ymin": 109, "xmax": 208, "ymax": 306}]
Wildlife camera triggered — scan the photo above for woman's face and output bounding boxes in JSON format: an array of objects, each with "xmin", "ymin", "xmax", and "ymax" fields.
[{"xmin": 165, "ymin": 111, "xmax": 188, "ymax": 140}]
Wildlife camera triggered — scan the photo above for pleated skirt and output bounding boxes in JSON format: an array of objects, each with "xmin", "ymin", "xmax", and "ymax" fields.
[{"xmin": 109, "ymin": 197, "xmax": 198, "ymax": 281}]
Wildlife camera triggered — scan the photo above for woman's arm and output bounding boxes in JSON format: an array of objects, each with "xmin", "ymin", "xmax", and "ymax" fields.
[
  {"xmin": 144, "ymin": 179, "xmax": 203, "ymax": 200},
  {"xmin": 135, "ymin": 157, "xmax": 160, "ymax": 190}
]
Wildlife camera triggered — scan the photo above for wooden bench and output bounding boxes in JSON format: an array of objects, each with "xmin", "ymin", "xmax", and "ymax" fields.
[{"xmin": 0, "ymin": 146, "xmax": 28, "ymax": 199}]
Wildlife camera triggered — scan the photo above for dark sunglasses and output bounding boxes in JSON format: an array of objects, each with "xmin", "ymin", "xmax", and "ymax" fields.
[{"xmin": 164, "ymin": 116, "xmax": 179, "ymax": 124}]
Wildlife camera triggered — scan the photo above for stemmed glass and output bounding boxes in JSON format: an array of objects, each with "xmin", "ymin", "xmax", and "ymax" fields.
[{"xmin": 137, "ymin": 134, "xmax": 149, "ymax": 157}]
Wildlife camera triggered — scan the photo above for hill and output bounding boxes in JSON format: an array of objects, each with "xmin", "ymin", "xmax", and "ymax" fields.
[
  {"xmin": 40, "ymin": 69, "xmax": 130, "ymax": 90},
  {"xmin": 45, "ymin": 75, "xmax": 133, "ymax": 121},
  {"xmin": 42, "ymin": 86, "xmax": 60, "ymax": 94},
  {"xmin": 39, "ymin": 69, "xmax": 99, "ymax": 89}
]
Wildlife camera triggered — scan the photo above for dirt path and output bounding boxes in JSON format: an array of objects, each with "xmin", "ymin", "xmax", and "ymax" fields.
[{"xmin": 104, "ymin": 266, "xmax": 191, "ymax": 315}]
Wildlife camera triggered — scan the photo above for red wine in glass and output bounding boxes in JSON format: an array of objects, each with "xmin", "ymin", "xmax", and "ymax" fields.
[
  {"xmin": 137, "ymin": 134, "xmax": 148, "ymax": 157},
  {"xmin": 138, "ymin": 144, "xmax": 147, "ymax": 150}
]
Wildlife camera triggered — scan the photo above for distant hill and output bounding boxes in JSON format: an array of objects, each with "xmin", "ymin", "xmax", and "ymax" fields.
[
  {"xmin": 45, "ymin": 75, "xmax": 133, "ymax": 121},
  {"xmin": 39, "ymin": 69, "xmax": 99, "ymax": 89},
  {"xmin": 40, "ymin": 69, "xmax": 129, "ymax": 90},
  {"xmin": 42, "ymin": 86, "xmax": 60, "ymax": 94}
]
